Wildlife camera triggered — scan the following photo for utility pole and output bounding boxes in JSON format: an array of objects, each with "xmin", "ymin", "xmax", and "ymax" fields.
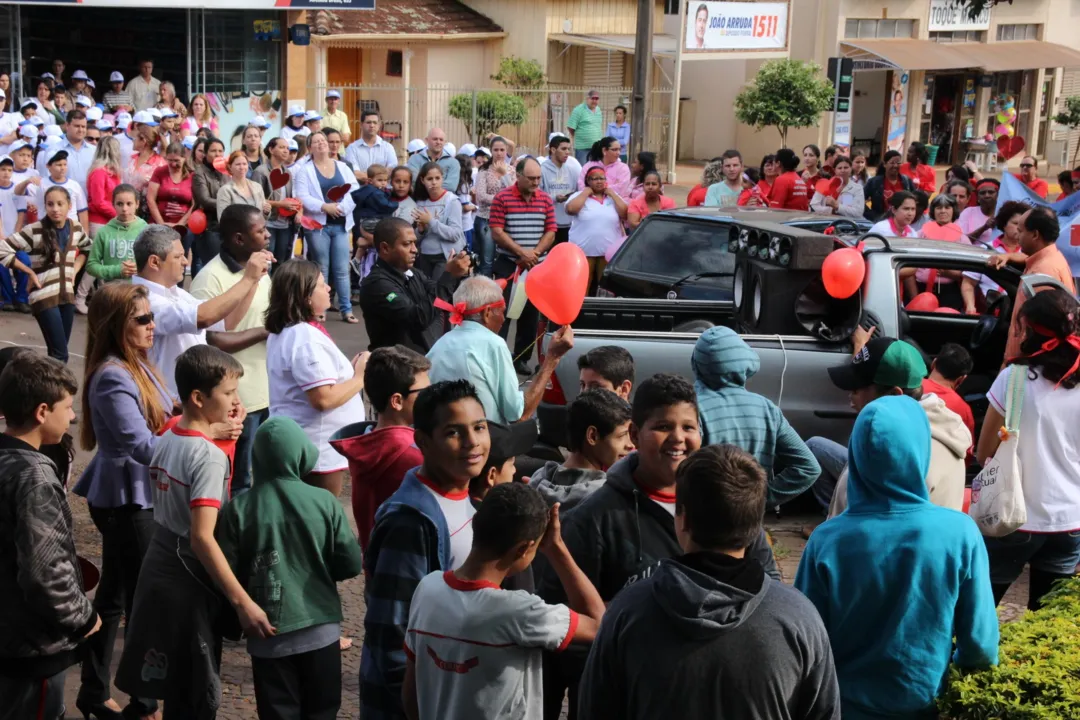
[{"xmin": 630, "ymin": 0, "xmax": 653, "ymax": 160}]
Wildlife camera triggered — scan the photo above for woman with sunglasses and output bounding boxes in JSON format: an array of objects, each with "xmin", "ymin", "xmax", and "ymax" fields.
[
  {"xmin": 578, "ymin": 136, "xmax": 632, "ymax": 199},
  {"xmin": 265, "ymin": 258, "xmax": 368, "ymax": 497}
]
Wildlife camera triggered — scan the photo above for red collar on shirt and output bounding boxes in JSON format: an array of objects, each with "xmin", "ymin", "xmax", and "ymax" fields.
[
  {"xmin": 634, "ymin": 479, "xmax": 676, "ymax": 504},
  {"xmin": 417, "ymin": 472, "xmax": 470, "ymax": 501},
  {"xmin": 307, "ymin": 320, "xmax": 333, "ymax": 339},
  {"xmin": 888, "ymin": 216, "xmax": 913, "ymax": 237},
  {"xmin": 170, "ymin": 424, "xmax": 213, "ymax": 442},
  {"xmin": 443, "ymin": 571, "xmax": 501, "ymax": 592}
]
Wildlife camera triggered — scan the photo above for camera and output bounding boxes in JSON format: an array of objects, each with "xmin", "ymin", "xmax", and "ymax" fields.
[{"xmin": 468, "ymin": 252, "xmax": 481, "ymax": 274}]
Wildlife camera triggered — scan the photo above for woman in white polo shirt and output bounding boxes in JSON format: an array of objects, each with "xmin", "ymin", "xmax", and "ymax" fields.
[
  {"xmin": 266, "ymin": 258, "xmax": 368, "ymax": 497},
  {"xmin": 565, "ymin": 165, "xmax": 626, "ymax": 296},
  {"xmin": 977, "ymin": 289, "xmax": 1080, "ymax": 611}
]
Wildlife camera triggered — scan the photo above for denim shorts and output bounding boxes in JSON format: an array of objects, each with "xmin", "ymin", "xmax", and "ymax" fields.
[{"xmin": 984, "ymin": 530, "xmax": 1080, "ymax": 584}]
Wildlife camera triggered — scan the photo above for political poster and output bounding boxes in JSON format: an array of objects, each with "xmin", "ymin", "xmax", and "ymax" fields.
[
  {"xmin": 996, "ymin": 173, "xmax": 1080, "ymax": 275},
  {"xmin": 684, "ymin": 1, "xmax": 789, "ymax": 52}
]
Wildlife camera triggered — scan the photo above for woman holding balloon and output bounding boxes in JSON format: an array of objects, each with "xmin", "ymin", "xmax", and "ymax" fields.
[
  {"xmin": 190, "ymin": 136, "xmax": 229, "ymax": 277},
  {"xmin": 253, "ymin": 137, "xmax": 301, "ymax": 268},
  {"xmin": 810, "ymin": 155, "xmax": 864, "ymax": 218}
]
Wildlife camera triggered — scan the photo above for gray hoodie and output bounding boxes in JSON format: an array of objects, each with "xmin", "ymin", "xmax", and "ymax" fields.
[
  {"xmin": 578, "ymin": 552, "xmax": 840, "ymax": 720},
  {"xmin": 528, "ymin": 461, "xmax": 606, "ymax": 512}
]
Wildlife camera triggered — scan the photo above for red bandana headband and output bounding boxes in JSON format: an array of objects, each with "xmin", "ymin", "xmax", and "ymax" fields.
[
  {"xmin": 434, "ymin": 297, "xmax": 506, "ymax": 325},
  {"xmin": 1021, "ymin": 321, "xmax": 1080, "ymax": 389},
  {"xmin": 976, "ymin": 179, "xmax": 1000, "ymax": 191}
]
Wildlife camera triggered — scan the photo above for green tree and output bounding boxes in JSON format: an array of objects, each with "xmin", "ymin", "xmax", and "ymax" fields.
[
  {"xmin": 955, "ymin": 0, "xmax": 1014, "ymax": 19},
  {"xmin": 734, "ymin": 59, "xmax": 834, "ymax": 148},
  {"xmin": 1053, "ymin": 95, "xmax": 1080, "ymax": 166},
  {"xmin": 448, "ymin": 91, "xmax": 528, "ymax": 141}
]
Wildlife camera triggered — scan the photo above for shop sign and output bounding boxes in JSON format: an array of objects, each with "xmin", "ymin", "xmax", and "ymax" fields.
[
  {"xmin": 5, "ymin": 0, "xmax": 375, "ymax": 8},
  {"xmin": 928, "ymin": 0, "xmax": 990, "ymax": 32},
  {"xmin": 887, "ymin": 71, "xmax": 909, "ymax": 154},
  {"xmin": 684, "ymin": 1, "xmax": 789, "ymax": 52}
]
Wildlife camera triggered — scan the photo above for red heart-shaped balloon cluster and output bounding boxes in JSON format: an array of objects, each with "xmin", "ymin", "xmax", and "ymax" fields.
[
  {"xmin": 300, "ymin": 215, "xmax": 324, "ymax": 231},
  {"xmin": 997, "ymin": 135, "xmax": 1026, "ymax": 160},
  {"xmin": 269, "ymin": 167, "xmax": 290, "ymax": 190},
  {"xmin": 326, "ymin": 184, "xmax": 351, "ymax": 202},
  {"xmin": 524, "ymin": 243, "xmax": 589, "ymax": 325}
]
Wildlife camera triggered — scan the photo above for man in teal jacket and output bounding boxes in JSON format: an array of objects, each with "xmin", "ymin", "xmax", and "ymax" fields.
[{"xmin": 795, "ymin": 395, "xmax": 998, "ymax": 719}]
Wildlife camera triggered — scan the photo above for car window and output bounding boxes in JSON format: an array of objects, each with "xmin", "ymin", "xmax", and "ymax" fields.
[{"xmin": 613, "ymin": 218, "xmax": 735, "ymax": 283}]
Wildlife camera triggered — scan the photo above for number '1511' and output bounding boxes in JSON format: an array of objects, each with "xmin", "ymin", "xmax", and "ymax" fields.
[{"xmin": 753, "ymin": 15, "xmax": 778, "ymax": 37}]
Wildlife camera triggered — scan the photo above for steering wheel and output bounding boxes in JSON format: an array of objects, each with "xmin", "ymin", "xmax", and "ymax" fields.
[{"xmin": 970, "ymin": 292, "xmax": 1011, "ymax": 350}]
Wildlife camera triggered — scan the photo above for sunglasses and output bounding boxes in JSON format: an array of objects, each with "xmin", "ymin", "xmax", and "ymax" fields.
[
  {"xmin": 132, "ymin": 312, "xmax": 155, "ymax": 326},
  {"xmin": 1019, "ymin": 163, "xmax": 1034, "ymax": 169}
]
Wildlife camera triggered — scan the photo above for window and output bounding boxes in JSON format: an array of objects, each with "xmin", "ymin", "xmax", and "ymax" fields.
[
  {"xmin": 612, "ymin": 218, "xmax": 735, "ymax": 288},
  {"xmin": 929, "ymin": 30, "xmax": 986, "ymax": 43},
  {"xmin": 195, "ymin": 10, "xmax": 281, "ymax": 94},
  {"xmin": 997, "ymin": 24, "xmax": 1039, "ymax": 41},
  {"xmin": 386, "ymin": 50, "xmax": 403, "ymax": 78},
  {"xmin": 844, "ymin": 18, "xmax": 915, "ymax": 39}
]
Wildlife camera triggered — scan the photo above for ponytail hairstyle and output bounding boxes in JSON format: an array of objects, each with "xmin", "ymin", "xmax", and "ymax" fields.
[
  {"xmin": 1014, "ymin": 289, "xmax": 1080, "ymax": 390},
  {"xmin": 455, "ymin": 154, "xmax": 472, "ymax": 194},
  {"xmin": 39, "ymin": 185, "xmax": 72, "ymax": 270},
  {"xmin": 587, "ymin": 136, "xmax": 619, "ymax": 163},
  {"xmin": 634, "ymin": 151, "xmax": 657, "ymax": 185}
]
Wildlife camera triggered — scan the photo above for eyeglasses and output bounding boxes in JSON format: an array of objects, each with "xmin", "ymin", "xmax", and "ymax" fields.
[
  {"xmin": 1019, "ymin": 163, "xmax": 1034, "ymax": 169},
  {"xmin": 132, "ymin": 312, "xmax": 155, "ymax": 326}
]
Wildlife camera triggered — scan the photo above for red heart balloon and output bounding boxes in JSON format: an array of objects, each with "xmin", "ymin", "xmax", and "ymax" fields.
[
  {"xmin": 326, "ymin": 183, "xmax": 351, "ymax": 202},
  {"xmin": 997, "ymin": 135, "xmax": 1025, "ymax": 160},
  {"xmin": 815, "ymin": 178, "xmax": 833, "ymax": 195},
  {"xmin": 300, "ymin": 215, "xmax": 324, "ymax": 231},
  {"xmin": 495, "ymin": 277, "xmax": 508, "ymax": 291},
  {"xmin": 821, "ymin": 247, "xmax": 865, "ymax": 299},
  {"xmin": 212, "ymin": 156, "xmax": 227, "ymax": 173},
  {"xmin": 269, "ymin": 167, "xmax": 290, "ymax": 190},
  {"xmin": 277, "ymin": 198, "xmax": 299, "ymax": 217},
  {"xmin": 524, "ymin": 243, "xmax": 589, "ymax": 325},
  {"xmin": 78, "ymin": 555, "xmax": 100, "ymax": 592}
]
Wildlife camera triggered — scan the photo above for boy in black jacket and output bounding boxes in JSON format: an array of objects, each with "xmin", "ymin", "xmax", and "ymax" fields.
[
  {"xmin": 538, "ymin": 373, "xmax": 779, "ymax": 720},
  {"xmin": 0, "ymin": 351, "xmax": 99, "ymax": 719}
]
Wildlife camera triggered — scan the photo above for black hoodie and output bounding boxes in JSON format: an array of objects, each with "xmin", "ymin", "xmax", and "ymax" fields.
[{"xmin": 578, "ymin": 552, "xmax": 840, "ymax": 720}]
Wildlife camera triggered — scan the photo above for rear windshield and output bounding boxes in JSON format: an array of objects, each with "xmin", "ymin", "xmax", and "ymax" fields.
[{"xmin": 612, "ymin": 217, "xmax": 735, "ymax": 283}]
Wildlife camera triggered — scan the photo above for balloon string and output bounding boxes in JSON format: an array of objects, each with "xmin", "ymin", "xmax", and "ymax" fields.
[{"xmin": 512, "ymin": 331, "xmax": 544, "ymax": 365}]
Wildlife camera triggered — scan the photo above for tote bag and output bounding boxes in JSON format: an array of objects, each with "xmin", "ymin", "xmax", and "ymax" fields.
[{"xmin": 968, "ymin": 367, "xmax": 1027, "ymax": 537}]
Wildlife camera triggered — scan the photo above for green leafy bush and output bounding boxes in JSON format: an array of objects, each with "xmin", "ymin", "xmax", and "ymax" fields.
[
  {"xmin": 938, "ymin": 577, "xmax": 1080, "ymax": 719},
  {"xmin": 448, "ymin": 91, "xmax": 528, "ymax": 141},
  {"xmin": 734, "ymin": 58, "xmax": 834, "ymax": 148}
]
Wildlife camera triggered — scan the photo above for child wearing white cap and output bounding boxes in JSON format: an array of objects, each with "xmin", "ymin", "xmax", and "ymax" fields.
[
  {"xmin": 407, "ymin": 138, "xmax": 425, "ymax": 156},
  {"xmin": 303, "ymin": 109, "xmax": 322, "ymax": 134},
  {"xmin": 281, "ymin": 105, "xmax": 306, "ymax": 141},
  {"xmin": 323, "ymin": 89, "xmax": 351, "ymax": 142},
  {"xmin": 16, "ymin": 145, "xmax": 88, "ymax": 231}
]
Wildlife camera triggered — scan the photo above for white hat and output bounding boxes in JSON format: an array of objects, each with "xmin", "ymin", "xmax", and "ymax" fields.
[
  {"xmin": 475, "ymin": 146, "xmax": 491, "ymax": 157},
  {"xmin": 286, "ymin": 138, "xmax": 299, "ymax": 151},
  {"xmin": 459, "ymin": 143, "xmax": 477, "ymax": 156},
  {"xmin": 287, "ymin": 104, "xmax": 305, "ymax": 117},
  {"xmin": 0, "ymin": 155, "xmax": 12, "ymax": 166},
  {"xmin": 44, "ymin": 124, "xmax": 63, "ymax": 138},
  {"xmin": 18, "ymin": 125, "xmax": 37, "ymax": 140},
  {"xmin": 445, "ymin": 142, "xmax": 456, "ymax": 157},
  {"xmin": 548, "ymin": 131, "xmax": 570, "ymax": 144},
  {"xmin": 251, "ymin": 115, "xmax": 271, "ymax": 129},
  {"xmin": 116, "ymin": 117, "xmax": 131, "ymax": 130},
  {"xmin": 147, "ymin": 107, "xmax": 162, "ymax": 120},
  {"xmin": 116, "ymin": 111, "xmax": 132, "ymax": 123},
  {"xmin": 75, "ymin": 95, "xmax": 93, "ymax": 108},
  {"xmin": 72, "ymin": 69, "xmax": 89, "ymax": 81},
  {"xmin": 160, "ymin": 108, "xmax": 178, "ymax": 119},
  {"xmin": 85, "ymin": 107, "xmax": 103, "ymax": 122},
  {"xmin": 182, "ymin": 135, "xmax": 198, "ymax": 149},
  {"xmin": 407, "ymin": 138, "xmax": 425, "ymax": 154},
  {"xmin": 86, "ymin": 79, "xmax": 96, "ymax": 89},
  {"xmin": 326, "ymin": 89, "xmax": 341, "ymax": 99},
  {"xmin": 0, "ymin": 89, "xmax": 5, "ymax": 99},
  {"xmin": 297, "ymin": 126, "xmax": 312, "ymax": 137},
  {"xmin": 95, "ymin": 119, "xmax": 114, "ymax": 131},
  {"xmin": 109, "ymin": 71, "xmax": 124, "ymax": 83},
  {"xmin": 29, "ymin": 116, "xmax": 45, "ymax": 127},
  {"xmin": 10, "ymin": 139, "xmax": 33, "ymax": 152},
  {"xmin": 20, "ymin": 98, "xmax": 38, "ymax": 111},
  {"xmin": 41, "ymin": 72, "xmax": 55, "ymax": 81},
  {"xmin": 303, "ymin": 109, "xmax": 322, "ymax": 123},
  {"xmin": 132, "ymin": 110, "xmax": 158, "ymax": 127}
]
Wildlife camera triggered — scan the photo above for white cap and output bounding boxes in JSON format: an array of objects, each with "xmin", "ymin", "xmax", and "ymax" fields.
[
  {"xmin": 286, "ymin": 138, "xmax": 299, "ymax": 151},
  {"xmin": 287, "ymin": 104, "xmax": 305, "ymax": 117},
  {"xmin": 132, "ymin": 110, "xmax": 158, "ymax": 126},
  {"xmin": 29, "ymin": 116, "xmax": 45, "ymax": 127},
  {"xmin": 297, "ymin": 126, "xmax": 312, "ymax": 137},
  {"xmin": 86, "ymin": 79, "xmax": 96, "ymax": 89},
  {"xmin": 116, "ymin": 117, "xmax": 131, "ymax": 130},
  {"xmin": 326, "ymin": 89, "xmax": 341, "ymax": 99},
  {"xmin": 0, "ymin": 155, "xmax": 12, "ymax": 166},
  {"xmin": 475, "ymin": 146, "xmax": 491, "ymax": 157},
  {"xmin": 18, "ymin": 125, "xmax": 37, "ymax": 139},
  {"xmin": 182, "ymin": 135, "xmax": 198, "ymax": 149},
  {"xmin": 44, "ymin": 124, "xmax": 63, "ymax": 137},
  {"xmin": 10, "ymin": 139, "xmax": 33, "ymax": 152},
  {"xmin": 459, "ymin": 143, "xmax": 477, "ymax": 156},
  {"xmin": 109, "ymin": 71, "xmax": 124, "ymax": 83},
  {"xmin": 72, "ymin": 69, "xmax": 89, "ymax": 81},
  {"xmin": 407, "ymin": 138, "xmax": 425, "ymax": 153},
  {"xmin": 160, "ymin": 108, "xmax": 178, "ymax": 119},
  {"xmin": 41, "ymin": 72, "xmax": 55, "ymax": 81},
  {"xmin": 303, "ymin": 109, "xmax": 322, "ymax": 123},
  {"xmin": 95, "ymin": 119, "xmax": 114, "ymax": 131},
  {"xmin": 147, "ymin": 107, "xmax": 162, "ymax": 120},
  {"xmin": 116, "ymin": 111, "xmax": 132, "ymax": 123},
  {"xmin": 20, "ymin": 98, "xmax": 38, "ymax": 111},
  {"xmin": 75, "ymin": 95, "xmax": 93, "ymax": 108},
  {"xmin": 85, "ymin": 107, "xmax": 103, "ymax": 122},
  {"xmin": 445, "ymin": 142, "xmax": 456, "ymax": 157},
  {"xmin": 548, "ymin": 131, "xmax": 570, "ymax": 144},
  {"xmin": 251, "ymin": 115, "xmax": 271, "ymax": 129},
  {"xmin": 0, "ymin": 89, "xmax": 5, "ymax": 99}
]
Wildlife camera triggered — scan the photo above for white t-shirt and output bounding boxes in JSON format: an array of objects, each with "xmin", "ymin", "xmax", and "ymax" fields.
[
  {"xmin": 149, "ymin": 426, "xmax": 231, "ymax": 538},
  {"xmin": 27, "ymin": 176, "xmax": 86, "ymax": 223},
  {"xmin": 869, "ymin": 218, "xmax": 916, "ymax": 238},
  {"xmin": 267, "ymin": 321, "xmax": 365, "ymax": 473},
  {"xmin": 418, "ymin": 474, "xmax": 475, "ymax": 570},
  {"xmin": 988, "ymin": 365, "xmax": 1080, "ymax": 532},
  {"xmin": 0, "ymin": 184, "xmax": 18, "ymax": 237},
  {"xmin": 405, "ymin": 570, "xmax": 576, "ymax": 720},
  {"xmin": 567, "ymin": 191, "xmax": 624, "ymax": 258}
]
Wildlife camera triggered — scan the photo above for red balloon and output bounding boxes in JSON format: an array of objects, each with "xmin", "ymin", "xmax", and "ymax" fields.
[
  {"xmin": 935, "ymin": 306, "xmax": 961, "ymax": 314},
  {"xmin": 525, "ymin": 243, "xmax": 589, "ymax": 325},
  {"xmin": 821, "ymin": 247, "xmax": 865, "ymax": 299},
  {"xmin": 212, "ymin": 156, "xmax": 228, "ymax": 173},
  {"xmin": 277, "ymin": 198, "xmax": 299, "ymax": 217},
  {"xmin": 906, "ymin": 292, "xmax": 940, "ymax": 312},
  {"xmin": 495, "ymin": 277, "xmax": 508, "ymax": 291},
  {"xmin": 188, "ymin": 209, "xmax": 208, "ymax": 234}
]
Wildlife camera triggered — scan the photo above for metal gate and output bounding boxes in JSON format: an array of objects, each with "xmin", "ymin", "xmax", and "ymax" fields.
[{"xmin": 0, "ymin": 6, "xmax": 23, "ymax": 103}]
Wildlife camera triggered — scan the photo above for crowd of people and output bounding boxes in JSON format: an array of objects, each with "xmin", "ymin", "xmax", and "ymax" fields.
[{"xmin": 2, "ymin": 74, "xmax": 1080, "ymax": 720}]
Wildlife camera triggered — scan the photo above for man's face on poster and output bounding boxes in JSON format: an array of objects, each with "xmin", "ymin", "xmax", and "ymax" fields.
[{"xmin": 695, "ymin": 8, "xmax": 708, "ymax": 45}]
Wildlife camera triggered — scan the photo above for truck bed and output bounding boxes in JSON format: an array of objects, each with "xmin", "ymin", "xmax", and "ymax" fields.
[{"xmin": 572, "ymin": 297, "xmax": 735, "ymax": 333}]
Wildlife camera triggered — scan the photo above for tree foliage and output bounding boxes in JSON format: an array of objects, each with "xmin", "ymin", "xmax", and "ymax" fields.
[
  {"xmin": 734, "ymin": 59, "xmax": 834, "ymax": 148},
  {"xmin": 1053, "ymin": 96, "xmax": 1080, "ymax": 166},
  {"xmin": 448, "ymin": 91, "xmax": 528, "ymax": 141},
  {"xmin": 491, "ymin": 56, "xmax": 547, "ymax": 110},
  {"xmin": 955, "ymin": 0, "xmax": 1014, "ymax": 20}
]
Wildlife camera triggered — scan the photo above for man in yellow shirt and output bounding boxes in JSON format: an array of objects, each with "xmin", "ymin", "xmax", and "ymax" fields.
[
  {"xmin": 323, "ymin": 89, "xmax": 351, "ymax": 143},
  {"xmin": 190, "ymin": 204, "xmax": 274, "ymax": 494}
]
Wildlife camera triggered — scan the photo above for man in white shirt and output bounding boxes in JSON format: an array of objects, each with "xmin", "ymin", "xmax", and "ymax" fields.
[
  {"xmin": 343, "ymin": 109, "xmax": 398, "ymax": 184},
  {"xmin": 125, "ymin": 60, "xmax": 162, "ymax": 112},
  {"xmin": 131, "ymin": 224, "xmax": 271, "ymax": 397}
]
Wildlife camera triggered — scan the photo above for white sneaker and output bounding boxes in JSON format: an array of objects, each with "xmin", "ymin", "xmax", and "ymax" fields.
[{"xmin": 74, "ymin": 299, "xmax": 89, "ymax": 315}]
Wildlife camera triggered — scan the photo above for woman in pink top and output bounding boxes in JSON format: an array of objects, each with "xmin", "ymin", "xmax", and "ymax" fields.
[
  {"xmin": 125, "ymin": 125, "xmax": 166, "ymax": 200},
  {"xmin": 181, "ymin": 94, "xmax": 218, "ymax": 137},
  {"xmin": 86, "ymin": 136, "xmax": 124, "ymax": 235},
  {"xmin": 902, "ymin": 193, "xmax": 969, "ymax": 308},
  {"xmin": 626, "ymin": 170, "xmax": 676, "ymax": 230},
  {"xmin": 578, "ymin": 136, "xmax": 632, "ymax": 199}
]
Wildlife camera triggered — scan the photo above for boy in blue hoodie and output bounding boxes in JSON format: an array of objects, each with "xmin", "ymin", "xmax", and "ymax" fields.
[
  {"xmin": 795, "ymin": 394, "xmax": 998, "ymax": 720},
  {"xmin": 351, "ymin": 163, "xmax": 399, "ymax": 284}
]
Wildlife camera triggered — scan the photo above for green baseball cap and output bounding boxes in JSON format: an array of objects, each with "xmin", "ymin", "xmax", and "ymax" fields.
[{"xmin": 828, "ymin": 337, "xmax": 926, "ymax": 391}]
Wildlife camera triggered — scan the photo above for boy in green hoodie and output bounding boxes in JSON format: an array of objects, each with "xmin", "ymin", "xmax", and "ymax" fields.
[
  {"xmin": 85, "ymin": 184, "xmax": 145, "ymax": 284},
  {"xmin": 217, "ymin": 416, "xmax": 365, "ymax": 720}
]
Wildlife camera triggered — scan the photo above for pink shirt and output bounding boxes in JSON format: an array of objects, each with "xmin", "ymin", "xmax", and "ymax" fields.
[
  {"xmin": 126, "ymin": 153, "xmax": 167, "ymax": 195},
  {"xmin": 916, "ymin": 222, "xmax": 969, "ymax": 284},
  {"xmin": 627, "ymin": 194, "xmax": 676, "ymax": 219},
  {"xmin": 958, "ymin": 206, "xmax": 994, "ymax": 246},
  {"xmin": 578, "ymin": 160, "xmax": 632, "ymax": 200}
]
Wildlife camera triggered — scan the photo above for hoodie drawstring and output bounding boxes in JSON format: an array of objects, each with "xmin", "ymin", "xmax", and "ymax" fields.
[{"xmin": 632, "ymin": 489, "xmax": 643, "ymax": 564}]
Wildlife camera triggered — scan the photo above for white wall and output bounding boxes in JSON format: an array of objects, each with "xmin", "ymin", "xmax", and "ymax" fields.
[
  {"xmin": 852, "ymin": 70, "xmax": 886, "ymax": 142},
  {"xmin": 678, "ymin": 59, "xmax": 746, "ymax": 158}
]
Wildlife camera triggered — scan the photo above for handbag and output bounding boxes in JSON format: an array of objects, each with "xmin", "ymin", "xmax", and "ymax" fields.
[{"xmin": 968, "ymin": 367, "xmax": 1027, "ymax": 537}]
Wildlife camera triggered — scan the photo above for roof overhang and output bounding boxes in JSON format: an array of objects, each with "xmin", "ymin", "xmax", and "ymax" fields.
[
  {"xmin": 312, "ymin": 31, "xmax": 506, "ymax": 47},
  {"xmin": 549, "ymin": 33, "xmax": 678, "ymax": 60},
  {"xmin": 842, "ymin": 38, "xmax": 1080, "ymax": 72},
  {"xmin": 960, "ymin": 40, "xmax": 1080, "ymax": 72}
]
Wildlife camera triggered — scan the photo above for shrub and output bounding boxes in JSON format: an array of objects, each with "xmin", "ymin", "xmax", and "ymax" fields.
[
  {"xmin": 448, "ymin": 91, "xmax": 528, "ymax": 141},
  {"xmin": 938, "ymin": 577, "xmax": 1080, "ymax": 719},
  {"xmin": 734, "ymin": 59, "xmax": 834, "ymax": 148}
]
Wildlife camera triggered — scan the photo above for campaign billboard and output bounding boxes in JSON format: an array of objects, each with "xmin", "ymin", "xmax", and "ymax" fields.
[{"xmin": 684, "ymin": 1, "xmax": 789, "ymax": 52}]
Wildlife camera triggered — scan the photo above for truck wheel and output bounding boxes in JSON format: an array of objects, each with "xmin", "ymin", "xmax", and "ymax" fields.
[{"xmin": 673, "ymin": 320, "xmax": 715, "ymax": 333}]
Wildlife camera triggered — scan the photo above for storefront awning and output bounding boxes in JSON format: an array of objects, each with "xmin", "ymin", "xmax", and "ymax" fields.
[
  {"xmin": 841, "ymin": 39, "xmax": 977, "ymax": 71},
  {"xmin": 549, "ymin": 33, "xmax": 678, "ymax": 60},
  {"xmin": 959, "ymin": 41, "xmax": 1080, "ymax": 72}
]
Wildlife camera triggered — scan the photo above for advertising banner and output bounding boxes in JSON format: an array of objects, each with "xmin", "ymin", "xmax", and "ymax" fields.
[
  {"xmin": 928, "ymin": 0, "xmax": 990, "ymax": 32},
  {"xmin": 6, "ymin": 0, "xmax": 374, "ymax": 8},
  {"xmin": 997, "ymin": 173, "xmax": 1080, "ymax": 274},
  {"xmin": 886, "ymin": 71, "xmax": 909, "ymax": 154},
  {"xmin": 684, "ymin": 1, "xmax": 789, "ymax": 52}
]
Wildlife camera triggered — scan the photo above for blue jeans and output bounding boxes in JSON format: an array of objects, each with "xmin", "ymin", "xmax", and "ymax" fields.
[
  {"xmin": 574, "ymin": 148, "xmax": 591, "ymax": 164},
  {"xmin": 232, "ymin": 408, "xmax": 269, "ymax": 495},
  {"xmin": 305, "ymin": 223, "xmax": 352, "ymax": 315},
  {"xmin": 36, "ymin": 303, "xmax": 76, "ymax": 363},
  {"xmin": 807, "ymin": 436, "xmax": 848, "ymax": 513},
  {"xmin": 472, "ymin": 217, "xmax": 495, "ymax": 277},
  {"xmin": 268, "ymin": 226, "xmax": 296, "ymax": 270},
  {"xmin": 0, "ymin": 251, "xmax": 30, "ymax": 305}
]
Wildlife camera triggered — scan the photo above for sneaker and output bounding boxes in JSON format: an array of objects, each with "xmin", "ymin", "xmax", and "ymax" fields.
[
  {"xmin": 14, "ymin": 302, "xmax": 31, "ymax": 314},
  {"xmin": 74, "ymin": 299, "xmax": 89, "ymax": 315},
  {"xmin": 0, "ymin": 304, "xmax": 11, "ymax": 312}
]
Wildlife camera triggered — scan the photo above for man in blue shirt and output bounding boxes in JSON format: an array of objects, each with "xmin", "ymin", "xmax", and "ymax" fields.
[
  {"xmin": 36, "ymin": 110, "xmax": 94, "ymax": 194},
  {"xmin": 406, "ymin": 127, "xmax": 459, "ymax": 192},
  {"xmin": 426, "ymin": 275, "xmax": 572, "ymax": 424}
]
